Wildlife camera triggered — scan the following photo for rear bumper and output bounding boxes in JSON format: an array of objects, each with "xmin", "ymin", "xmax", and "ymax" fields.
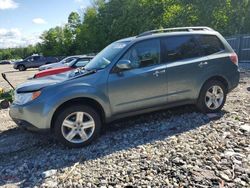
[{"xmin": 228, "ymin": 69, "xmax": 240, "ymax": 92}]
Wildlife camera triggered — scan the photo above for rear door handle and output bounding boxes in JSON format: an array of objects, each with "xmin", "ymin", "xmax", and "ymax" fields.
[
  {"xmin": 198, "ymin": 62, "xmax": 208, "ymax": 67},
  {"xmin": 153, "ymin": 69, "xmax": 166, "ymax": 77}
]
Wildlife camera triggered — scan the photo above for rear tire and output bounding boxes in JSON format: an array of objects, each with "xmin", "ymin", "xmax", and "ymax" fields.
[
  {"xmin": 53, "ymin": 105, "xmax": 101, "ymax": 148},
  {"xmin": 18, "ymin": 65, "xmax": 26, "ymax": 71},
  {"xmin": 197, "ymin": 80, "xmax": 227, "ymax": 113}
]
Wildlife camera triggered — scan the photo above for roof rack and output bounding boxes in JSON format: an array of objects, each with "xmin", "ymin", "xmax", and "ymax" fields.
[{"xmin": 137, "ymin": 27, "xmax": 214, "ymax": 38}]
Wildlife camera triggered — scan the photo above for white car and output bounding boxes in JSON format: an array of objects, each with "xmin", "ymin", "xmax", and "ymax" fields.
[{"xmin": 38, "ymin": 55, "xmax": 86, "ymax": 71}]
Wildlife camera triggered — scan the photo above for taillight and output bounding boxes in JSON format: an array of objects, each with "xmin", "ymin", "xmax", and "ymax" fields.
[{"xmin": 230, "ymin": 53, "xmax": 238, "ymax": 66}]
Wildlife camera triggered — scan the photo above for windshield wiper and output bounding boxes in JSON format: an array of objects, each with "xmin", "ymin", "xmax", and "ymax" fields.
[{"xmin": 72, "ymin": 69, "xmax": 97, "ymax": 80}]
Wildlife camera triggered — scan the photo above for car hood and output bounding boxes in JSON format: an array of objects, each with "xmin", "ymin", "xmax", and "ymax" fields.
[
  {"xmin": 16, "ymin": 69, "xmax": 94, "ymax": 93},
  {"xmin": 16, "ymin": 78, "xmax": 61, "ymax": 93}
]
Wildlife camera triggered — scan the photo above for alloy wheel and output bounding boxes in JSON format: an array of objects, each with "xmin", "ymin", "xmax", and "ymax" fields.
[
  {"xmin": 205, "ymin": 85, "xmax": 224, "ymax": 110},
  {"xmin": 61, "ymin": 111, "xmax": 95, "ymax": 144}
]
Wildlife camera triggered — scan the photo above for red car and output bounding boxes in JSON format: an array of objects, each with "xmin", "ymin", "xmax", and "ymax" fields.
[{"xmin": 34, "ymin": 57, "xmax": 93, "ymax": 78}]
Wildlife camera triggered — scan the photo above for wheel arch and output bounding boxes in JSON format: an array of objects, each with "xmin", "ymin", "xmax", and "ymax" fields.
[
  {"xmin": 17, "ymin": 64, "xmax": 25, "ymax": 68},
  {"xmin": 199, "ymin": 75, "xmax": 229, "ymax": 96},
  {"xmin": 50, "ymin": 97, "xmax": 106, "ymax": 131}
]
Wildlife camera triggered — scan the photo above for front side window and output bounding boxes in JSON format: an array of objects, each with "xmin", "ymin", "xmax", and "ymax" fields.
[
  {"xmin": 33, "ymin": 56, "xmax": 40, "ymax": 61},
  {"xmin": 162, "ymin": 35, "xmax": 201, "ymax": 63},
  {"xmin": 196, "ymin": 35, "xmax": 225, "ymax": 55},
  {"xmin": 121, "ymin": 39, "xmax": 160, "ymax": 69}
]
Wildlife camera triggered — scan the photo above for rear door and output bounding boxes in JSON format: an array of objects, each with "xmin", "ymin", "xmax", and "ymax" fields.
[
  {"xmin": 108, "ymin": 39, "xmax": 168, "ymax": 114},
  {"xmin": 195, "ymin": 34, "xmax": 227, "ymax": 73},
  {"xmin": 161, "ymin": 35, "xmax": 207, "ymax": 102}
]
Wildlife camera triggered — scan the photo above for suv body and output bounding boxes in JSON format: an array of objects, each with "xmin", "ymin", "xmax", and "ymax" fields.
[
  {"xmin": 13, "ymin": 55, "xmax": 58, "ymax": 71},
  {"xmin": 9, "ymin": 27, "xmax": 239, "ymax": 147}
]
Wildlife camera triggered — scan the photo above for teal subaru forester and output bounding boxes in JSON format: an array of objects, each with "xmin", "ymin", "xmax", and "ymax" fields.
[{"xmin": 10, "ymin": 27, "xmax": 240, "ymax": 147}]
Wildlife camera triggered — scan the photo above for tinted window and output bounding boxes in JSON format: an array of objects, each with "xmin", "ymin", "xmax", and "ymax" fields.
[
  {"xmin": 63, "ymin": 57, "xmax": 75, "ymax": 64},
  {"xmin": 162, "ymin": 35, "xmax": 201, "ymax": 62},
  {"xmin": 121, "ymin": 39, "xmax": 160, "ymax": 68},
  {"xmin": 197, "ymin": 35, "xmax": 225, "ymax": 55},
  {"xmin": 33, "ymin": 56, "xmax": 40, "ymax": 61}
]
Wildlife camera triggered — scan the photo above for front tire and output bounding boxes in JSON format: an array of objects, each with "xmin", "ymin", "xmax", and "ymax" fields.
[
  {"xmin": 197, "ymin": 80, "xmax": 227, "ymax": 113},
  {"xmin": 54, "ymin": 105, "xmax": 101, "ymax": 148},
  {"xmin": 18, "ymin": 65, "xmax": 26, "ymax": 71}
]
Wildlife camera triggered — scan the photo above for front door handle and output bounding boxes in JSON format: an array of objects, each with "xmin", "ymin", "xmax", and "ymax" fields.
[
  {"xmin": 153, "ymin": 69, "xmax": 166, "ymax": 77},
  {"xmin": 198, "ymin": 62, "xmax": 208, "ymax": 68}
]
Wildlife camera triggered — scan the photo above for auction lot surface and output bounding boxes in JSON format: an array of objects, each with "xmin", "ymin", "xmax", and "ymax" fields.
[{"xmin": 0, "ymin": 64, "xmax": 249, "ymax": 187}]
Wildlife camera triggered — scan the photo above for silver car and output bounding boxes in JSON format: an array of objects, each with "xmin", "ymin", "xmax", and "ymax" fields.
[{"xmin": 38, "ymin": 55, "xmax": 86, "ymax": 71}]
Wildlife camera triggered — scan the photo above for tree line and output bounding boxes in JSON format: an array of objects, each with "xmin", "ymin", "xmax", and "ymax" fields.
[{"xmin": 1, "ymin": 0, "xmax": 250, "ymax": 60}]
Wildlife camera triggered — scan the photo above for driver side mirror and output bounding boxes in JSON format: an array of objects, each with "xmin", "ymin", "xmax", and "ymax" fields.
[{"xmin": 116, "ymin": 60, "xmax": 132, "ymax": 70}]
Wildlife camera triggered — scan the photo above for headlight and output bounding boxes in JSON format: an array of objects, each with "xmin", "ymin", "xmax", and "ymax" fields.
[{"xmin": 14, "ymin": 91, "xmax": 41, "ymax": 105}]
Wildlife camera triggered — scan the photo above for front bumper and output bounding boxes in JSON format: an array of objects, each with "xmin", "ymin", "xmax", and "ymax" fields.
[
  {"xmin": 12, "ymin": 118, "xmax": 48, "ymax": 132},
  {"xmin": 13, "ymin": 64, "xmax": 18, "ymax": 69},
  {"xmin": 9, "ymin": 102, "xmax": 51, "ymax": 131}
]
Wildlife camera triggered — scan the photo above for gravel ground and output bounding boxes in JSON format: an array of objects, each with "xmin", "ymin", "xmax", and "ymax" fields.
[{"xmin": 0, "ymin": 64, "xmax": 249, "ymax": 188}]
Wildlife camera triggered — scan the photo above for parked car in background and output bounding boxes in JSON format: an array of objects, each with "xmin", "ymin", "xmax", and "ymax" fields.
[
  {"xmin": 13, "ymin": 55, "xmax": 58, "ymax": 71},
  {"xmin": 38, "ymin": 55, "xmax": 85, "ymax": 71},
  {"xmin": 34, "ymin": 56, "xmax": 94, "ymax": 78},
  {"xmin": 0, "ymin": 60, "xmax": 11, "ymax": 65},
  {"xmin": 10, "ymin": 27, "xmax": 239, "ymax": 148}
]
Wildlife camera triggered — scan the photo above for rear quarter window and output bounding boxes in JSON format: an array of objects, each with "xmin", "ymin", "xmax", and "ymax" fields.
[{"xmin": 196, "ymin": 35, "xmax": 225, "ymax": 56}]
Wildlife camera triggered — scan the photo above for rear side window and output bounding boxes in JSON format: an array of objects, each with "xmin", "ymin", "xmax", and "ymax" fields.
[
  {"xmin": 196, "ymin": 35, "xmax": 225, "ymax": 55},
  {"xmin": 161, "ymin": 35, "xmax": 202, "ymax": 63}
]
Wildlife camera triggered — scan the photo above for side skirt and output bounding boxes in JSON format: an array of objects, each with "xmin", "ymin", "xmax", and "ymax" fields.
[{"xmin": 106, "ymin": 99, "xmax": 196, "ymax": 123}]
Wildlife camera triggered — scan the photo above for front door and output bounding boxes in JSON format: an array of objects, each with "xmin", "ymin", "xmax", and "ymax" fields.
[{"xmin": 108, "ymin": 39, "xmax": 167, "ymax": 114}]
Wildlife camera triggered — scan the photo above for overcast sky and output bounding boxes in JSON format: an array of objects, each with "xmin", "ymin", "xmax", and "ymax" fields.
[{"xmin": 0, "ymin": 0, "xmax": 92, "ymax": 49}]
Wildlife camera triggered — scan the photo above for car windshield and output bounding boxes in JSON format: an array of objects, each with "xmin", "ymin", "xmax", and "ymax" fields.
[
  {"xmin": 61, "ymin": 57, "xmax": 75, "ymax": 64},
  {"xmin": 85, "ymin": 41, "xmax": 129, "ymax": 70},
  {"xmin": 67, "ymin": 59, "xmax": 78, "ymax": 66}
]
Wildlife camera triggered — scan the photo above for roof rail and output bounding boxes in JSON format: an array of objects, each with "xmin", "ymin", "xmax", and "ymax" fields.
[{"xmin": 137, "ymin": 27, "xmax": 214, "ymax": 38}]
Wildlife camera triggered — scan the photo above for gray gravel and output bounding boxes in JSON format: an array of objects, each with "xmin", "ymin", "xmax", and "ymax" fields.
[{"xmin": 0, "ymin": 65, "xmax": 249, "ymax": 187}]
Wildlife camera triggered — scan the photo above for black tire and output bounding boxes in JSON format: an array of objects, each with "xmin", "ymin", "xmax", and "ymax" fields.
[
  {"xmin": 18, "ymin": 65, "xmax": 26, "ymax": 71},
  {"xmin": 197, "ymin": 80, "xmax": 227, "ymax": 113},
  {"xmin": 53, "ymin": 105, "xmax": 102, "ymax": 148},
  {"xmin": 0, "ymin": 100, "xmax": 10, "ymax": 109}
]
